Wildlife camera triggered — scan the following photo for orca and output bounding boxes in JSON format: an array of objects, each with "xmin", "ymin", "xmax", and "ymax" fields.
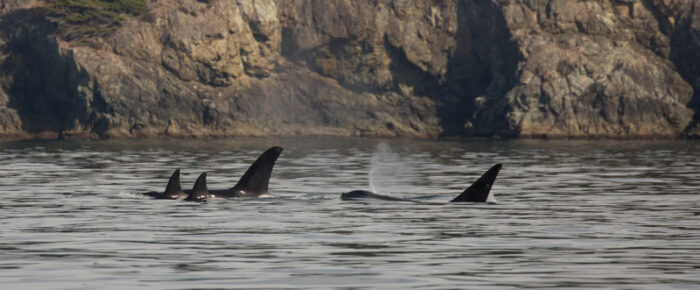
[
  {"xmin": 185, "ymin": 172, "xmax": 209, "ymax": 202},
  {"xmin": 190, "ymin": 146, "xmax": 283, "ymax": 198},
  {"xmin": 143, "ymin": 146, "xmax": 283, "ymax": 199},
  {"xmin": 148, "ymin": 169, "xmax": 188, "ymax": 200},
  {"xmin": 340, "ymin": 164, "xmax": 502, "ymax": 203}
]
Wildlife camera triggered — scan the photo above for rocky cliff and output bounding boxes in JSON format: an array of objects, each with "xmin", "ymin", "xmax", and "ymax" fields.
[{"xmin": 0, "ymin": 0, "xmax": 698, "ymax": 139}]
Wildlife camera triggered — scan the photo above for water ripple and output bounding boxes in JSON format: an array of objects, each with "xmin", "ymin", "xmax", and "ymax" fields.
[{"xmin": 0, "ymin": 138, "xmax": 699, "ymax": 288}]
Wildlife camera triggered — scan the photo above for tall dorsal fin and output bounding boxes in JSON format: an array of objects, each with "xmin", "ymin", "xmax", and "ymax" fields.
[
  {"xmin": 157, "ymin": 169, "xmax": 184, "ymax": 199},
  {"xmin": 192, "ymin": 172, "xmax": 208, "ymax": 194},
  {"xmin": 231, "ymin": 146, "xmax": 283, "ymax": 195},
  {"xmin": 164, "ymin": 168, "xmax": 182, "ymax": 194},
  {"xmin": 186, "ymin": 172, "xmax": 209, "ymax": 202},
  {"xmin": 451, "ymin": 164, "xmax": 502, "ymax": 203}
]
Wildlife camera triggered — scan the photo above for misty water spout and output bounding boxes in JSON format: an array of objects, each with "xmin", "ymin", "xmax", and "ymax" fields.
[{"xmin": 368, "ymin": 143, "xmax": 420, "ymax": 195}]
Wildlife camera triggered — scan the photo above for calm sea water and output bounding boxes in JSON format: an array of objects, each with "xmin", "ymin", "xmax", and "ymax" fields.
[{"xmin": 0, "ymin": 137, "xmax": 698, "ymax": 289}]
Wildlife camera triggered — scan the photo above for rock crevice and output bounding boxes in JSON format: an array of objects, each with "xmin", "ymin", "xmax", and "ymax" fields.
[{"xmin": 0, "ymin": 0, "xmax": 697, "ymax": 139}]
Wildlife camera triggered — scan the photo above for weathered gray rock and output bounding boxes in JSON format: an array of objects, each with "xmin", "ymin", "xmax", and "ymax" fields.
[
  {"xmin": 0, "ymin": 0, "xmax": 697, "ymax": 139},
  {"xmin": 473, "ymin": 0, "xmax": 694, "ymax": 138},
  {"xmin": 0, "ymin": 88, "xmax": 23, "ymax": 137},
  {"xmin": 0, "ymin": 0, "xmax": 37, "ymax": 14}
]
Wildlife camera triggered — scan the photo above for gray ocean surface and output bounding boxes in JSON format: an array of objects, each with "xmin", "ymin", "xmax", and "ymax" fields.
[{"xmin": 0, "ymin": 137, "xmax": 698, "ymax": 289}]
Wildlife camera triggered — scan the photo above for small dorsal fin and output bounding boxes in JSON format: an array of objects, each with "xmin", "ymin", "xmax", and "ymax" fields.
[
  {"xmin": 164, "ymin": 168, "xmax": 182, "ymax": 193},
  {"xmin": 451, "ymin": 164, "xmax": 502, "ymax": 203},
  {"xmin": 186, "ymin": 172, "xmax": 209, "ymax": 202},
  {"xmin": 231, "ymin": 146, "xmax": 283, "ymax": 195}
]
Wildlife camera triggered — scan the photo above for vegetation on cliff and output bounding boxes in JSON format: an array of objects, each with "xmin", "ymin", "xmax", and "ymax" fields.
[
  {"xmin": 0, "ymin": 0, "xmax": 697, "ymax": 139},
  {"xmin": 45, "ymin": 0, "xmax": 147, "ymax": 40}
]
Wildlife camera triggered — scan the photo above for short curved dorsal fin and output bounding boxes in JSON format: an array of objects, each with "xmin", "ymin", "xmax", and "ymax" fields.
[
  {"xmin": 164, "ymin": 168, "xmax": 182, "ymax": 195},
  {"xmin": 186, "ymin": 172, "xmax": 209, "ymax": 202},
  {"xmin": 451, "ymin": 164, "xmax": 502, "ymax": 203},
  {"xmin": 231, "ymin": 146, "xmax": 283, "ymax": 195}
]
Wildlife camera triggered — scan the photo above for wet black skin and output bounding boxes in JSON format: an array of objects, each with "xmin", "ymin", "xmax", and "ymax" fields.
[
  {"xmin": 185, "ymin": 172, "xmax": 209, "ymax": 202},
  {"xmin": 340, "ymin": 190, "xmax": 423, "ymax": 203},
  {"xmin": 149, "ymin": 169, "xmax": 188, "ymax": 200},
  {"xmin": 341, "ymin": 164, "xmax": 502, "ymax": 203},
  {"xmin": 144, "ymin": 146, "xmax": 283, "ymax": 199}
]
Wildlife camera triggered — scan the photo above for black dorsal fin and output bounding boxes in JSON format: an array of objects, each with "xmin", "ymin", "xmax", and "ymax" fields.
[
  {"xmin": 450, "ymin": 164, "xmax": 502, "ymax": 203},
  {"xmin": 164, "ymin": 169, "xmax": 182, "ymax": 194},
  {"xmin": 186, "ymin": 172, "xmax": 209, "ymax": 202},
  {"xmin": 231, "ymin": 146, "xmax": 283, "ymax": 195},
  {"xmin": 157, "ymin": 169, "xmax": 184, "ymax": 199},
  {"xmin": 192, "ymin": 172, "xmax": 208, "ymax": 194}
]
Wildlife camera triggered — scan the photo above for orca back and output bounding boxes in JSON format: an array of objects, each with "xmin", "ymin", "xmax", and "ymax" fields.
[
  {"xmin": 450, "ymin": 164, "xmax": 502, "ymax": 203},
  {"xmin": 341, "ymin": 190, "xmax": 409, "ymax": 202},
  {"xmin": 231, "ymin": 146, "xmax": 283, "ymax": 196}
]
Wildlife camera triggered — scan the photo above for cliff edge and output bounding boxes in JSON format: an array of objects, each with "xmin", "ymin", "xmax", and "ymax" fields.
[{"xmin": 0, "ymin": 0, "xmax": 698, "ymax": 139}]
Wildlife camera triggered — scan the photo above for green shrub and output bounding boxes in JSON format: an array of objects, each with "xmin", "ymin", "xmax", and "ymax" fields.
[{"xmin": 45, "ymin": 0, "xmax": 148, "ymax": 40}]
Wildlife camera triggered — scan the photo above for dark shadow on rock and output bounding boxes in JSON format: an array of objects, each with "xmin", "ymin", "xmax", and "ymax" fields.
[
  {"xmin": 265, "ymin": 0, "xmax": 523, "ymax": 138},
  {"xmin": 438, "ymin": 0, "xmax": 521, "ymax": 137},
  {"xmin": 378, "ymin": 1, "xmax": 522, "ymax": 138},
  {"xmin": 383, "ymin": 39, "xmax": 440, "ymax": 98},
  {"xmin": 0, "ymin": 8, "xmax": 92, "ymax": 135},
  {"xmin": 668, "ymin": 3, "xmax": 700, "ymax": 137}
]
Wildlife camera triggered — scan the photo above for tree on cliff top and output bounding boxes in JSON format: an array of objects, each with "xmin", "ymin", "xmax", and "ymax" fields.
[{"xmin": 45, "ymin": 0, "xmax": 147, "ymax": 40}]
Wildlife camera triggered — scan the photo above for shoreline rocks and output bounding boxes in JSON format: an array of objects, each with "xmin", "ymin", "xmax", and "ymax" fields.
[{"xmin": 0, "ymin": 0, "xmax": 697, "ymax": 139}]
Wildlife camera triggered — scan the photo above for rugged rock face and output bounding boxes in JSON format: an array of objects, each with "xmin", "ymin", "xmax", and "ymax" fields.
[
  {"xmin": 0, "ymin": 0, "xmax": 697, "ymax": 139},
  {"xmin": 671, "ymin": 0, "xmax": 700, "ymax": 137},
  {"xmin": 0, "ymin": 0, "xmax": 36, "ymax": 14},
  {"xmin": 492, "ymin": 0, "xmax": 695, "ymax": 138},
  {"xmin": 0, "ymin": 0, "xmax": 441, "ymax": 138}
]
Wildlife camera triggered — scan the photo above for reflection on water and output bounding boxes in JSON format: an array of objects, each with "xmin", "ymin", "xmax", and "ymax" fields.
[{"xmin": 0, "ymin": 137, "xmax": 699, "ymax": 288}]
